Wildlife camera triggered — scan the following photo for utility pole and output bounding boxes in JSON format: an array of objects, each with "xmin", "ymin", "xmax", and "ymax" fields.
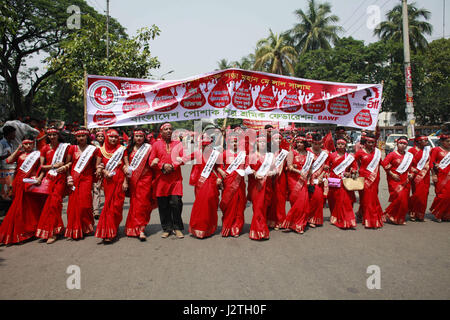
[
  {"xmin": 402, "ymin": 0, "xmax": 415, "ymax": 138},
  {"xmin": 106, "ymin": 0, "xmax": 110, "ymax": 59}
]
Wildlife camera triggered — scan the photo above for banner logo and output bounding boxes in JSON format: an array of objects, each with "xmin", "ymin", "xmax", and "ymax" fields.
[{"xmin": 89, "ymin": 80, "xmax": 119, "ymax": 110}]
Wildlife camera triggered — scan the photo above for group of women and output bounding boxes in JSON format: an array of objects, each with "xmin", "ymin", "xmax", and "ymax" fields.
[{"xmin": 0, "ymin": 124, "xmax": 449, "ymax": 246}]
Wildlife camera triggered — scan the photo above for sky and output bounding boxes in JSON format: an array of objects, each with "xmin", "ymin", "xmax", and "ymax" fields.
[{"xmin": 31, "ymin": 0, "xmax": 450, "ymax": 80}]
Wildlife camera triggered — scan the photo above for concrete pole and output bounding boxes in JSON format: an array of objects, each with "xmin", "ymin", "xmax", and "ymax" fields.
[{"xmin": 402, "ymin": 0, "xmax": 415, "ymax": 138}]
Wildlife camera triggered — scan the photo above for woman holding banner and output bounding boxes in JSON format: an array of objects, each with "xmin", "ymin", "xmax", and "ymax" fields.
[
  {"xmin": 354, "ymin": 132, "xmax": 384, "ymax": 228},
  {"xmin": 247, "ymin": 136, "xmax": 274, "ymax": 240},
  {"xmin": 125, "ymin": 129, "xmax": 155, "ymax": 241},
  {"xmin": 65, "ymin": 128, "xmax": 97, "ymax": 239},
  {"xmin": 266, "ymin": 133, "xmax": 289, "ymax": 230},
  {"xmin": 95, "ymin": 129, "xmax": 129, "ymax": 243},
  {"xmin": 281, "ymin": 135, "xmax": 312, "ymax": 233},
  {"xmin": 381, "ymin": 136, "xmax": 414, "ymax": 225},
  {"xmin": 429, "ymin": 134, "xmax": 450, "ymax": 222},
  {"xmin": 408, "ymin": 134, "xmax": 432, "ymax": 222},
  {"xmin": 306, "ymin": 133, "xmax": 329, "ymax": 228},
  {"xmin": 218, "ymin": 134, "xmax": 247, "ymax": 237},
  {"xmin": 36, "ymin": 127, "xmax": 71, "ymax": 244},
  {"xmin": 327, "ymin": 138, "xmax": 357, "ymax": 229},
  {"xmin": 188, "ymin": 135, "xmax": 221, "ymax": 239},
  {"xmin": 0, "ymin": 136, "xmax": 45, "ymax": 245}
]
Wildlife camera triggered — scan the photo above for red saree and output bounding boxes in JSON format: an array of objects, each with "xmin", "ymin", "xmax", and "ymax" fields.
[
  {"xmin": 125, "ymin": 145, "xmax": 155, "ymax": 237},
  {"xmin": 95, "ymin": 145, "xmax": 126, "ymax": 239},
  {"xmin": 267, "ymin": 150, "xmax": 287, "ymax": 229},
  {"xmin": 381, "ymin": 151, "xmax": 412, "ymax": 225},
  {"xmin": 65, "ymin": 145, "xmax": 96, "ymax": 239},
  {"xmin": 328, "ymin": 152, "xmax": 357, "ymax": 229},
  {"xmin": 0, "ymin": 152, "xmax": 45, "ymax": 244},
  {"xmin": 36, "ymin": 143, "xmax": 68, "ymax": 239},
  {"xmin": 354, "ymin": 148, "xmax": 384, "ymax": 228},
  {"xmin": 281, "ymin": 150, "xmax": 310, "ymax": 233},
  {"xmin": 408, "ymin": 146, "xmax": 431, "ymax": 220},
  {"xmin": 306, "ymin": 148, "xmax": 329, "ymax": 226},
  {"xmin": 248, "ymin": 152, "xmax": 272, "ymax": 240},
  {"xmin": 188, "ymin": 149, "xmax": 219, "ymax": 238},
  {"xmin": 219, "ymin": 150, "xmax": 246, "ymax": 237},
  {"xmin": 430, "ymin": 147, "xmax": 450, "ymax": 220}
]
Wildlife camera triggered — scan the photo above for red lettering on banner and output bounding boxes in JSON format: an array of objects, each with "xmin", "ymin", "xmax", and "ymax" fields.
[
  {"xmin": 318, "ymin": 115, "xmax": 338, "ymax": 121},
  {"xmin": 93, "ymin": 110, "xmax": 117, "ymax": 126},
  {"xmin": 304, "ymin": 101, "xmax": 326, "ymax": 114},
  {"xmin": 232, "ymin": 81, "xmax": 253, "ymax": 110},
  {"xmin": 354, "ymin": 109, "xmax": 373, "ymax": 127},
  {"xmin": 208, "ymin": 79, "xmax": 231, "ymax": 108},
  {"xmin": 181, "ymin": 85, "xmax": 206, "ymax": 109},
  {"xmin": 152, "ymin": 87, "xmax": 178, "ymax": 112},
  {"xmin": 255, "ymin": 85, "xmax": 276, "ymax": 112},
  {"xmin": 367, "ymin": 98, "xmax": 380, "ymax": 109},
  {"xmin": 327, "ymin": 95, "xmax": 351, "ymax": 115},
  {"xmin": 122, "ymin": 93, "xmax": 150, "ymax": 116}
]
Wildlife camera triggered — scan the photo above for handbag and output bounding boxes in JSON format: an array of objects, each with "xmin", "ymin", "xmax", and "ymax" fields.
[
  {"xmin": 25, "ymin": 176, "xmax": 52, "ymax": 195},
  {"xmin": 307, "ymin": 184, "xmax": 315, "ymax": 194},
  {"xmin": 342, "ymin": 177, "xmax": 365, "ymax": 191},
  {"xmin": 327, "ymin": 177, "xmax": 341, "ymax": 188}
]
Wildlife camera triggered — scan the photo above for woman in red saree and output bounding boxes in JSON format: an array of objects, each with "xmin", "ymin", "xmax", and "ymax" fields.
[
  {"xmin": 0, "ymin": 137, "xmax": 45, "ymax": 245},
  {"xmin": 306, "ymin": 133, "xmax": 329, "ymax": 228},
  {"xmin": 281, "ymin": 135, "xmax": 312, "ymax": 233},
  {"xmin": 327, "ymin": 139, "xmax": 357, "ymax": 229},
  {"xmin": 381, "ymin": 136, "xmax": 414, "ymax": 225},
  {"xmin": 354, "ymin": 132, "xmax": 384, "ymax": 228},
  {"xmin": 65, "ymin": 128, "xmax": 97, "ymax": 239},
  {"xmin": 429, "ymin": 134, "xmax": 450, "ymax": 222},
  {"xmin": 95, "ymin": 129, "xmax": 129, "ymax": 243},
  {"xmin": 248, "ymin": 136, "xmax": 275, "ymax": 240},
  {"xmin": 188, "ymin": 136, "xmax": 221, "ymax": 239},
  {"xmin": 125, "ymin": 130, "xmax": 155, "ymax": 241},
  {"xmin": 218, "ymin": 134, "xmax": 246, "ymax": 237},
  {"xmin": 266, "ymin": 133, "xmax": 288, "ymax": 230},
  {"xmin": 408, "ymin": 134, "xmax": 432, "ymax": 221},
  {"xmin": 36, "ymin": 127, "xmax": 71, "ymax": 244}
]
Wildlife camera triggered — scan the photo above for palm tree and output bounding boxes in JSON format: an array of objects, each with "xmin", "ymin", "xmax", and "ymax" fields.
[
  {"xmin": 232, "ymin": 54, "xmax": 255, "ymax": 70},
  {"xmin": 286, "ymin": 0, "xmax": 342, "ymax": 54},
  {"xmin": 253, "ymin": 30, "xmax": 297, "ymax": 75},
  {"xmin": 374, "ymin": 2, "xmax": 433, "ymax": 52},
  {"xmin": 216, "ymin": 58, "xmax": 234, "ymax": 70}
]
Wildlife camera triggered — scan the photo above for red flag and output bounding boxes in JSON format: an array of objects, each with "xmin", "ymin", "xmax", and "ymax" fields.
[{"xmin": 323, "ymin": 131, "xmax": 335, "ymax": 152}]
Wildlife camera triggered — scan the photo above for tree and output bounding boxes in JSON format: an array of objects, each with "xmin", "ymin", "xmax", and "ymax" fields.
[
  {"xmin": 286, "ymin": 0, "xmax": 342, "ymax": 54},
  {"xmin": 373, "ymin": 2, "xmax": 433, "ymax": 52},
  {"xmin": 254, "ymin": 29, "xmax": 297, "ymax": 75},
  {"xmin": 33, "ymin": 15, "xmax": 160, "ymax": 122},
  {"xmin": 0, "ymin": 0, "xmax": 126, "ymax": 118},
  {"xmin": 412, "ymin": 38, "xmax": 450, "ymax": 124},
  {"xmin": 233, "ymin": 54, "xmax": 255, "ymax": 70},
  {"xmin": 216, "ymin": 58, "xmax": 233, "ymax": 70}
]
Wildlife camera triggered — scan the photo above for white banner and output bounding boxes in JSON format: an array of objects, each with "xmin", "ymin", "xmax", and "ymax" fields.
[{"xmin": 86, "ymin": 69, "xmax": 382, "ymax": 130}]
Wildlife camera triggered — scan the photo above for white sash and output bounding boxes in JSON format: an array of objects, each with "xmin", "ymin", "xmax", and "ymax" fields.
[
  {"xmin": 74, "ymin": 145, "xmax": 97, "ymax": 174},
  {"xmin": 333, "ymin": 154, "xmax": 355, "ymax": 176},
  {"xmin": 226, "ymin": 151, "xmax": 246, "ymax": 174},
  {"xmin": 274, "ymin": 149, "xmax": 289, "ymax": 169},
  {"xmin": 105, "ymin": 146, "xmax": 125, "ymax": 174},
  {"xmin": 396, "ymin": 152, "xmax": 414, "ymax": 174},
  {"xmin": 19, "ymin": 151, "xmax": 41, "ymax": 174},
  {"xmin": 311, "ymin": 151, "xmax": 328, "ymax": 174},
  {"xmin": 128, "ymin": 143, "xmax": 151, "ymax": 174},
  {"xmin": 48, "ymin": 143, "xmax": 70, "ymax": 176},
  {"xmin": 301, "ymin": 151, "xmax": 314, "ymax": 174},
  {"xmin": 416, "ymin": 146, "xmax": 430, "ymax": 171},
  {"xmin": 256, "ymin": 152, "xmax": 274, "ymax": 177},
  {"xmin": 367, "ymin": 148, "xmax": 381, "ymax": 173},
  {"xmin": 438, "ymin": 152, "xmax": 450, "ymax": 170},
  {"xmin": 200, "ymin": 149, "xmax": 220, "ymax": 179}
]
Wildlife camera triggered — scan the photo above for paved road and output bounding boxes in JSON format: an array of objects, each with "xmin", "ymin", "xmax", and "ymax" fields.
[{"xmin": 0, "ymin": 165, "xmax": 449, "ymax": 300}]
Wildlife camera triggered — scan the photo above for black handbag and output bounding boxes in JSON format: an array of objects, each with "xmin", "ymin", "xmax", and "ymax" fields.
[{"xmin": 307, "ymin": 184, "xmax": 315, "ymax": 194}]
